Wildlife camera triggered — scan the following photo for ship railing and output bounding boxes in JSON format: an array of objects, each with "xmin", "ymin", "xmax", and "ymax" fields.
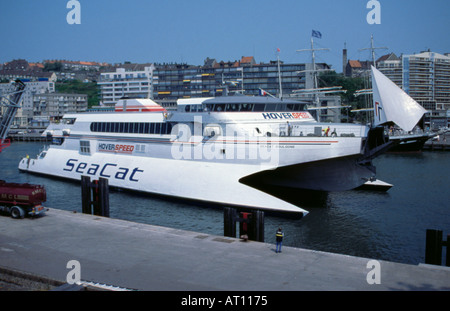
[
  {"xmin": 388, "ymin": 127, "xmax": 426, "ymax": 137},
  {"xmin": 278, "ymin": 124, "xmax": 363, "ymax": 138}
]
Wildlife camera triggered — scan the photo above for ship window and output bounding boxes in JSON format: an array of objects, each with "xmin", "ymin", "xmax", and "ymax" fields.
[
  {"xmin": 253, "ymin": 104, "xmax": 265, "ymax": 111},
  {"xmin": 62, "ymin": 118, "xmax": 76, "ymax": 125},
  {"xmin": 265, "ymin": 104, "xmax": 276, "ymax": 111},
  {"xmin": 205, "ymin": 104, "xmax": 213, "ymax": 111},
  {"xmin": 80, "ymin": 140, "xmax": 90, "ymax": 154},
  {"xmin": 155, "ymin": 123, "xmax": 161, "ymax": 134},
  {"xmin": 135, "ymin": 144, "xmax": 146, "ymax": 153},
  {"xmin": 214, "ymin": 104, "xmax": 225, "ymax": 112},
  {"xmin": 226, "ymin": 104, "xmax": 239, "ymax": 112},
  {"xmin": 167, "ymin": 123, "xmax": 173, "ymax": 134},
  {"xmin": 277, "ymin": 104, "xmax": 286, "ymax": 111},
  {"xmin": 89, "ymin": 122, "xmax": 172, "ymax": 135},
  {"xmin": 240, "ymin": 104, "xmax": 253, "ymax": 111},
  {"xmin": 286, "ymin": 104, "xmax": 304, "ymax": 111}
]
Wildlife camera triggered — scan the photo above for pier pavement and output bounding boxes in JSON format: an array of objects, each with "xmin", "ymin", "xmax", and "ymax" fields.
[{"xmin": 1, "ymin": 208, "xmax": 449, "ymax": 291}]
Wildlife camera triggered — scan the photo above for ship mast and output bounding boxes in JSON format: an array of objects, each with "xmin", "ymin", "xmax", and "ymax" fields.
[
  {"xmin": 295, "ymin": 36, "xmax": 347, "ymax": 121},
  {"xmin": 354, "ymin": 35, "xmax": 388, "ymax": 124},
  {"xmin": 359, "ymin": 34, "xmax": 388, "ymax": 68},
  {"xmin": 296, "ymin": 37, "xmax": 331, "ymax": 108},
  {"xmin": 277, "ymin": 48, "xmax": 283, "ymax": 99}
]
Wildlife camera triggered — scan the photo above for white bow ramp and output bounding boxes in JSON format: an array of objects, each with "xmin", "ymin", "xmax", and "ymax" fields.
[{"xmin": 371, "ymin": 66, "xmax": 427, "ymax": 132}]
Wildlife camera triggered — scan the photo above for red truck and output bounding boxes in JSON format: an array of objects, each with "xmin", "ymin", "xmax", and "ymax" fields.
[{"xmin": 0, "ymin": 180, "xmax": 47, "ymax": 218}]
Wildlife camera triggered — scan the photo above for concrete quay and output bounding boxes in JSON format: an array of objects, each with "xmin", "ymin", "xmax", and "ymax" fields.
[
  {"xmin": 1, "ymin": 208, "xmax": 449, "ymax": 291},
  {"xmin": 424, "ymin": 134, "xmax": 450, "ymax": 150}
]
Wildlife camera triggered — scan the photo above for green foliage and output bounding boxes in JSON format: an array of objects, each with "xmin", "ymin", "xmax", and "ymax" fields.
[
  {"xmin": 44, "ymin": 62, "xmax": 62, "ymax": 72},
  {"xmin": 317, "ymin": 71, "xmax": 374, "ymax": 123},
  {"xmin": 55, "ymin": 80, "xmax": 99, "ymax": 108},
  {"xmin": 318, "ymin": 71, "xmax": 368, "ymax": 108}
]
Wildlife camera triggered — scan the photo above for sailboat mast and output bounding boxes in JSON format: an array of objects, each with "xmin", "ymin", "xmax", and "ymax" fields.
[
  {"xmin": 359, "ymin": 34, "xmax": 388, "ymax": 68},
  {"xmin": 277, "ymin": 49, "xmax": 283, "ymax": 99},
  {"xmin": 311, "ymin": 38, "xmax": 319, "ymax": 107}
]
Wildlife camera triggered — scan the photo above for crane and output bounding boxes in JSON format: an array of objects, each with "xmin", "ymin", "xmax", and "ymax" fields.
[{"xmin": 0, "ymin": 80, "xmax": 26, "ymax": 152}]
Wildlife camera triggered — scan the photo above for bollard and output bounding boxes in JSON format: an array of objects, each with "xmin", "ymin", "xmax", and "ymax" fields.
[
  {"xmin": 239, "ymin": 212, "xmax": 251, "ymax": 240},
  {"xmin": 97, "ymin": 178, "xmax": 110, "ymax": 217},
  {"xmin": 223, "ymin": 207, "xmax": 264, "ymax": 242},
  {"xmin": 224, "ymin": 207, "xmax": 237, "ymax": 238},
  {"xmin": 425, "ymin": 229, "xmax": 443, "ymax": 266},
  {"xmin": 80, "ymin": 176, "xmax": 110, "ymax": 217},
  {"xmin": 446, "ymin": 234, "xmax": 450, "ymax": 267},
  {"xmin": 250, "ymin": 210, "xmax": 265, "ymax": 242},
  {"xmin": 81, "ymin": 176, "xmax": 92, "ymax": 214}
]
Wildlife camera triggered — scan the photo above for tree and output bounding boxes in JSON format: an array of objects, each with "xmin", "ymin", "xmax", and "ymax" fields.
[
  {"xmin": 318, "ymin": 71, "xmax": 372, "ymax": 123},
  {"xmin": 44, "ymin": 62, "xmax": 62, "ymax": 72},
  {"xmin": 56, "ymin": 80, "xmax": 99, "ymax": 108}
]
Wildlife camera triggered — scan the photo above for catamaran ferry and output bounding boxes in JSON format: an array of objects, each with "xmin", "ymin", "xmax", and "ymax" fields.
[{"xmin": 18, "ymin": 67, "xmax": 426, "ymax": 215}]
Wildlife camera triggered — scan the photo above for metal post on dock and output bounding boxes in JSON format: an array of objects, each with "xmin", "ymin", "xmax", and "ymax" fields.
[
  {"xmin": 425, "ymin": 229, "xmax": 449, "ymax": 266},
  {"xmin": 224, "ymin": 207, "xmax": 264, "ymax": 242},
  {"xmin": 81, "ymin": 176, "xmax": 91, "ymax": 214},
  {"xmin": 81, "ymin": 176, "xmax": 110, "ymax": 217},
  {"xmin": 250, "ymin": 210, "xmax": 265, "ymax": 242},
  {"xmin": 224, "ymin": 207, "xmax": 237, "ymax": 238},
  {"xmin": 447, "ymin": 234, "xmax": 450, "ymax": 267}
]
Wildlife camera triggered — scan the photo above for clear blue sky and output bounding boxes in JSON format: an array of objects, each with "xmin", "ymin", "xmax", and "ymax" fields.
[{"xmin": 1, "ymin": 0, "xmax": 449, "ymax": 72}]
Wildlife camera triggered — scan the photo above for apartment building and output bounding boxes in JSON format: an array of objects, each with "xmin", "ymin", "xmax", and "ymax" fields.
[
  {"xmin": 98, "ymin": 57, "xmax": 332, "ymax": 105},
  {"xmin": 98, "ymin": 64, "xmax": 155, "ymax": 106},
  {"xmin": 0, "ymin": 79, "xmax": 56, "ymax": 125},
  {"xmin": 33, "ymin": 93, "xmax": 88, "ymax": 120},
  {"xmin": 402, "ymin": 51, "xmax": 450, "ymax": 111}
]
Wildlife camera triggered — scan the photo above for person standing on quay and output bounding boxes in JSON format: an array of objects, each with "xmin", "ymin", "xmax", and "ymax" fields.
[{"xmin": 275, "ymin": 227, "xmax": 284, "ymax": 253}]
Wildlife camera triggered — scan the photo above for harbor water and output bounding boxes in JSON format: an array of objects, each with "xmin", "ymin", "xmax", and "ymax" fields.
[{"xmin": 1, "ymin": 141, "xmax": 449, "ymax": 265}]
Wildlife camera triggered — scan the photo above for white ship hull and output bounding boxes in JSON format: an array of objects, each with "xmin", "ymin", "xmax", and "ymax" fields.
[
  {"xmin": 19, "ymin": 73, "xmax": 427, "ymax": 216},
  {"xmin": 19, "ymin": 131, "xmax": 371, "ymax": 215}
]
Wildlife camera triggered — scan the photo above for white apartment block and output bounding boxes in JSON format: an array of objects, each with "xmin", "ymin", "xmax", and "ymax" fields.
[
  {"xmin": 402, "ymin": 52, "xmax": 450, "ymax": 111},
  {"xmin": 98, "ymin": 65, "xmax": 155, "ymax": 106},
  {"xmin": 33, "ymin": 93, "xmax": 88, "ymax": 119},
  {"xmin": 0, "ymin": 80, "xmax": 55, "ymax": 125},
  {"xmin": 378, "ymin": 51, "xmax": 450, "ymax": 111}
]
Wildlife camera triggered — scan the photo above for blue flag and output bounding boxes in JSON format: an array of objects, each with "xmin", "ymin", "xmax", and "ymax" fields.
[{"xmin": 312, "ymin": 30, "xmax": 322, "ymax": 39}]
